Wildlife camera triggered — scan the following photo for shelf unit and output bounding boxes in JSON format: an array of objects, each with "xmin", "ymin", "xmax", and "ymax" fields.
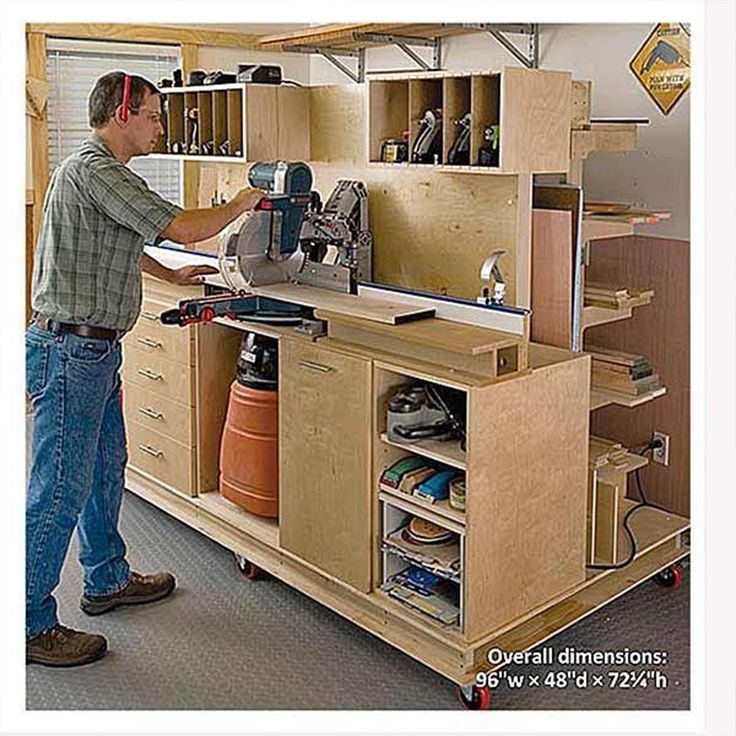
[
  {"xmin": 367, "ymin": 67, "xmax": 572, "ymax": 174},
  {"xmin": 372, "ymin": 351, "xmax": 590, "ymax": 639},
  {"xmin": 154, "ymin": 82, "xmax": 310, "ymax": 162}
]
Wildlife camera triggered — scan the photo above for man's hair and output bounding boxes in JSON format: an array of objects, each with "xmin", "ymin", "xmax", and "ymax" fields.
[{"xmin": 88, "ymin": 71, "xmax": 159, "ymax": 128}]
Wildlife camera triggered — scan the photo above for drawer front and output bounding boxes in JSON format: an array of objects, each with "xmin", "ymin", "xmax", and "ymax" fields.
[
  {"xmin": 125, "ymin": 298, "xmax": 192, "ymax": 366},
  {"xmin": 122, "ymin": 344, "xmax": 193, "ymax": 406},
  {"xmin": 127, "ymin": 422, "xmax": 195, "ymax": 496},
  {"xmin": 123, "ymin": 382, "xmax": 194, "ymax": 446}
]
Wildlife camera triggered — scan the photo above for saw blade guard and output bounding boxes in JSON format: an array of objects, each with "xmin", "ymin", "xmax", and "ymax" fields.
[{"xmin": 217, "ymin": 209, "xmax": 304, "ymax": 290}]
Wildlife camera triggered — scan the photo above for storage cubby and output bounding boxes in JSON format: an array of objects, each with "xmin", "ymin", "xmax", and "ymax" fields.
[
  {"xmin": 408, "ymin": 78, "xmax": 443, "ymax": 164},
  {"xmin": 368, "ymin": 79, "xmax": 409, "ymax": 163},
  {"xmin": 197, "ymin": 91, "xmax": 214, "ymax": 155},
  {"xmin": 470, "ymin": 75, "xmax": 501, "ymax": 168},
  {"xmin": 226, "ymin": 88, "xmax": 243, "ymax": 157},
  {"xmin": 165, "ymin": 92, "xmax": 185, "ymax": 154},
  {"xmin": 184, "ymin": 92, "xmax": 197, "ymax": 154},
  {"xmin": 442, "ymin": 77, "xmax": 472, "ymax": 165},
  {"xmin": 213, "ymin": 90, "xmax": 228, "ymax": 156},
  {"xmin": 380, "ymin": 500, "xmax": 464, "ymax": 630}
]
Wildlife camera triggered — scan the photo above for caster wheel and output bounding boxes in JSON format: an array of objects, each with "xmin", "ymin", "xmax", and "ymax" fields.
[
  {"xmin": 457, "ymin": 684, "xmax": 491, "ymax": 710},
  {"xmin": 655, "ymin": 564, "xmax": 683, "ymax": 589},
  {"xmin": 234, "ymin": 554, "xmax": 266, "ymax": 582}
]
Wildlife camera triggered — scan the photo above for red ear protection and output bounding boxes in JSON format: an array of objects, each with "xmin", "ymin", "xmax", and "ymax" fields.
[{"xmin": 120, "ymin": 74, "xmax": 131, "ymax": 123}]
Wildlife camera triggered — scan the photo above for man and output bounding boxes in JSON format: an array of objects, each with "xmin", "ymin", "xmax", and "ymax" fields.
[{"xmin": 26, "ymin": 71, "xmax": 264, "ymax": 667}]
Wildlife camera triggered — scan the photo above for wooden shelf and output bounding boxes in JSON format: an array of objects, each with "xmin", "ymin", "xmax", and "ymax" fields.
[
  {"xmin": 379, "ymin": 487, "xmax": 465, "ymax": 532},
  {"xmin": 571, "ymin": 122, "xmax": 640, "ymax": 160},
  {"xmin": 367, "ymin": 161, "xmax": 504, "ymax": 175},
  {"xmin": 257, "ymin": 23, "xmax": 477, "ymax": 52},
  {"xmin": 582, "ymin": 291, "xmax": 654, "ymax": 330},
  {"xmin": 618, "ymin": 499, "xmax": 689, "ymax": 559},
  {"xmin": 380, "ymin": 432, "xmax": 467, "ymax": 470},
  {"xmin": 196, "ymin": 492, "xmax": 279, "ymax": 549},
  {"xmin": 590, "ymin": 386, "xmax": 667, "ymax": 411}
]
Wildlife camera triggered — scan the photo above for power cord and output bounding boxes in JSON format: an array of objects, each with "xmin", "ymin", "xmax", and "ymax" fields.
[{"xmin": 586, "ymin": 437, "xmax": 663, "ymax": 571}]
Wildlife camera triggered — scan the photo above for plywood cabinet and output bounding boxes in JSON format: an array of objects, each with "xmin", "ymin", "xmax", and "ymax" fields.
[
  {"xmin": 279, "ymin": 339, "xmax": 373, "ymax": 592},
  {"xmin": 367, "ymin": 67, "xmax": 572, "ymax": 174},
  {"xmin": 156, "ymin": 83, "xmax": 310, "ymax": 162}
]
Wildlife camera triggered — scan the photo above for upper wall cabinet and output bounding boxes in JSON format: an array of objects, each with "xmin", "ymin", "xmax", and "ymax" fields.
[
  {"xmin": 367, "ymin": 67, "xmax": 572, "ymax": 175},
  {"xmin": 154, "ymin": 83, "xmax": 310, "ymax": 163}
]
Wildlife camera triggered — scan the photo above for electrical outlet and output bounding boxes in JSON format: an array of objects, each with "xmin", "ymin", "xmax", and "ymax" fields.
[{"xmin": 652, "ymin": 431, "xmax": 670, "ymax": 466}]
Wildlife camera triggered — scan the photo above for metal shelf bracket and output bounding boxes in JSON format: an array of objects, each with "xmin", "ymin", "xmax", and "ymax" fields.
[
  {"xmin": 283, "ymin": 45, "xmax": 366, "ymax": 83},
  {"xmin": 456, "ymin": 23, "xmax": 539, "ymax": 68},
  {"xmin": 354, "ymin": 33, "xmax": 442, "ymax": 72}
]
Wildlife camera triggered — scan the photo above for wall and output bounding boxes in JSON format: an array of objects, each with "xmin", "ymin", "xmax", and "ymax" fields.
[{"xmin": 309, "ymin": 23, "xmax": 690, "ymax": 241}]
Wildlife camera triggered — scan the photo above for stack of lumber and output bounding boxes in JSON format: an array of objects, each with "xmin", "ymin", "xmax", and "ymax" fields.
[
  {"xmin": 584, "ymin": 281, "xmax": 653, "ymax": 309},
  {"xmin": 589, "ymin": 435, "xmax": 631, "ymax": 470},
  {"xmin": 587, "ymin": 344, "xmax": 661, "ymax": 397}
]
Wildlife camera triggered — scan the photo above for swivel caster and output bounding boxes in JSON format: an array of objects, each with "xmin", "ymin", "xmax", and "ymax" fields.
[
  {"xmin": 457, "ymin": 684, "xmax": 492, "ymax": 710},
  {"xmin": 655, "ymin": 564, "xmax": 683, "ymax": 589},
  {"xmin": 234, "ymin": 553, "xmax": 267, "ymax": 582}
]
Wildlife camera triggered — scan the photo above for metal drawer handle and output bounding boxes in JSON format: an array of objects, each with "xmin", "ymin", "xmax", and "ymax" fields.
[
  {"xmin": 141, "ymin": 311, "xmax": 159, "ymax": 322},
  {"xmin": 138, "ymin": 406, "xmax": 163, "ymax": 420},
  {"xmin": 298, "ymin": 360, "xmax": 334, "ymax": 373},
  {"xmin": 136, "ymin": 337, "xmax": 163, "ymax": 349},
  {"xmin": 138, "ymin": 444, "xmax": 163, "ymax": 458},
  {"xmin": 137, "ymin": 368, "xmax": 163, "ymax": 381}
]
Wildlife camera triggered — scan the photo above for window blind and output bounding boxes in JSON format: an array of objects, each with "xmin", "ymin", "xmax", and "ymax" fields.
[{"xmin": 46, "ymin": 40, "xmax": 182, "ymax": 205}]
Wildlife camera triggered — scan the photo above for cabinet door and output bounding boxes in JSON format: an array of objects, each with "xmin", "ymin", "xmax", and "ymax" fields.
[{"xmin": 279, "ymin": 340, "xmax": 372, "ymax": 592}]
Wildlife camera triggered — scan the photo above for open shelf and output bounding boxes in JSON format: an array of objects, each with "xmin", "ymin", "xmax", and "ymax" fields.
[
  {"xmin": 380, "ymin": 432, "xmax": 467, "ymax": 470},
  {"xmin": 582, "ymin": 289, "xmax": 654, "ymax": 330},
  {"xmin": 590, "ymin": 386, "xmax": 667, "ymax": 411},
  {"xmin": 379, "ymin": 487, "xmax": 465, "ymax": 531}
]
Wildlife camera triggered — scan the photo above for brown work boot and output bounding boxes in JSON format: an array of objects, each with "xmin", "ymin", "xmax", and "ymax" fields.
[
  {"xmin": 80, "ymin": 571, "xmax": 176, "ymax": 616},
  {"xmin": 26, "ymin": 624, "xmax": 107, "ymax": 667}
]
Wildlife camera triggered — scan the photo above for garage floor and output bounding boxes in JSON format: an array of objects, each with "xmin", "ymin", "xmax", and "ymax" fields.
[{"xmin": 26, "ymin": 488, "xmax": 690, "ymax": 710}]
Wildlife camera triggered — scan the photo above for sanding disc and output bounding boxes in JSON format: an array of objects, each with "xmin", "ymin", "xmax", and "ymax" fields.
[{"xmin": 405, "ymin": 517, "xmax": 453, "ymax": 544}]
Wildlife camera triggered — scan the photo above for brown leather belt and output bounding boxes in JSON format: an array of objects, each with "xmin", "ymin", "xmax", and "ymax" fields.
[{"xmin": 33, "ymin": 314, "xmax": 120, "ymax": 341}]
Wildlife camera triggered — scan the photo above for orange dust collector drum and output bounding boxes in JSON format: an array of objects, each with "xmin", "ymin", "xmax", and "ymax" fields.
[{"xmin": 219, "ymin": 333, "xmax": 279, "ymax": 518}]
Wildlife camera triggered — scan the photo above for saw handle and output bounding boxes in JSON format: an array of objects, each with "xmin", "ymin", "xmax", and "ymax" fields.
[{"xmin": 160, "ymin": 308, "xmax": 184, "ymax": 326}]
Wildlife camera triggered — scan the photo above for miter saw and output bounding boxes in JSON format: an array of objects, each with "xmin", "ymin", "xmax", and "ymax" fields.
[{"xmin": 161, "ymin": 161, "xmax": 373, "ymax": 327}]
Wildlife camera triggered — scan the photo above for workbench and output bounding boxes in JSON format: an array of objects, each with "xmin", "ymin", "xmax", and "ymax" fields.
[{"xmin": 121, "ymin": 267, "xmax": 689, "ymax": 704}]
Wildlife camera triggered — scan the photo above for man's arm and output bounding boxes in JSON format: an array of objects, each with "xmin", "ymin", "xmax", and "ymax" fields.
[
  {"xmin": 161, "ymin": 187, "xmax": 265, "ymax": 244},
  {"xmin": 141, "ymin": 254, "xmax": 219, "ymax": 285}
]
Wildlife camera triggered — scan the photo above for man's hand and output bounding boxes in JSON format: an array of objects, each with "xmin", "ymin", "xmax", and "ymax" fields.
[
  {"xmin": 170, "ymin": 264, "xmax": 219, "ymax": 286},
  {"xmin": 232, "ymin": 186, "xmax": 267, "ymax": 213}
]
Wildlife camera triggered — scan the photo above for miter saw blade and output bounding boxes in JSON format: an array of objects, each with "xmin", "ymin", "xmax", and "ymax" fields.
[{"xmin": 218, "ymin": 210, "xmax": 304, "ymax": 290}]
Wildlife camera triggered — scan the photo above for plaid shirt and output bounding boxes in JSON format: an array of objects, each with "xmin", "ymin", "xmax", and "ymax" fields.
[{"xmin": 31, "ymin": 136, "xmax": 181, "ymax": 332}]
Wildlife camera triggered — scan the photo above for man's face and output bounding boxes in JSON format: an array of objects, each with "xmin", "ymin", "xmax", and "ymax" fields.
[{"xmin": 127, "ymin": 90, "xmax": 164, "ymax": 155}]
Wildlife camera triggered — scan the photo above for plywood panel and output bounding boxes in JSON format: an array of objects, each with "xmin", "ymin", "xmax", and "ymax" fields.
[
  {"xmin": 245, "ymin": 85, "xmax": 278, "ymax": 161},
  {"xmin": 501, "ymin": 68, "xmax": 571, "ymax": 173},
  {"xmin": 277, "ymin": 86, "xmax": 310, "ymax": 161},
  {"xmin": 279, "ymin": 340, "xmax": 373, "ymax": 592},
  {"xmin": 209, "ymin": 84, "xmax": 525, "ymax": 305},
  {"xmin": 465, "ymin": 355, "xmax": 590, "ymax": 640},
  {"xmin": 587, "ymin": 235, "xmax": 690, "ymax": 517},
  {"xmin": 530, "ymin": 209, "xmax": 574, "ymax": 347}
]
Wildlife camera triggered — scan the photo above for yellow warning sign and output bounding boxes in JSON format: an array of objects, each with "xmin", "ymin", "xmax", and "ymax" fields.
[{"xmin": 630, "ymin": 23, "xmax": 690, "ymax": 115}]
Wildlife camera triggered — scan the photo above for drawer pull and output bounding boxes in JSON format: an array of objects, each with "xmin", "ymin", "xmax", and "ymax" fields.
[
  {"xmin": 138, "ymin": 444, "xmax": 163, "ymax": 458},
  {"xmin": 137, "ymin": 368, "xmax": 163, "ymax": 381},
  {"xmin": 136, "ymin": 337, "xmax": 163, "ymax": 349},
  {"xmin": 138, "ymin": 406, "xmax": 163, "ymax": 420},
  {"xmin": 141, "ymin": 311, "xmax": 159, "ymax": 322},
  {"xmin": 298, "ymin": 360, "xmax": 334, "ymax": 373}
]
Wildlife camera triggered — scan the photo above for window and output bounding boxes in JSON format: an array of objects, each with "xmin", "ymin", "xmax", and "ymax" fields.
[{"xmin": 46, "ymin": 38, "xmax": 182, "ymax": 205}]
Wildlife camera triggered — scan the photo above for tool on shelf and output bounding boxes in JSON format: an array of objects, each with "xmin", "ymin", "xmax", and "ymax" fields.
[
  {"xmin": 477, "ymin": 124, "xmax": 500, "ymax": 167},
  {"xmin": 476, "ymin": 250, "xmax": 506, "ymax": 306},
  {"xmin": 411, "ymin": 108, "xmax": 443, "ymax": 164},
  {"xmin": 380, "ymin": 137, "xmax": 409, "ymax": 163},
  {"xmin": 447, "ymin": 112, "xmax": 471, "ymax": 165},
  {"xmin": 387, "ymin": 383, "xmax": 467, "ymax": 450}
]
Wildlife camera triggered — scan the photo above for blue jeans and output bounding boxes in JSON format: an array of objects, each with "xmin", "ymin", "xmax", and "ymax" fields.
[{"xmin": 26, "ymin": 324, "xmax": 131, "ymax": 639}]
